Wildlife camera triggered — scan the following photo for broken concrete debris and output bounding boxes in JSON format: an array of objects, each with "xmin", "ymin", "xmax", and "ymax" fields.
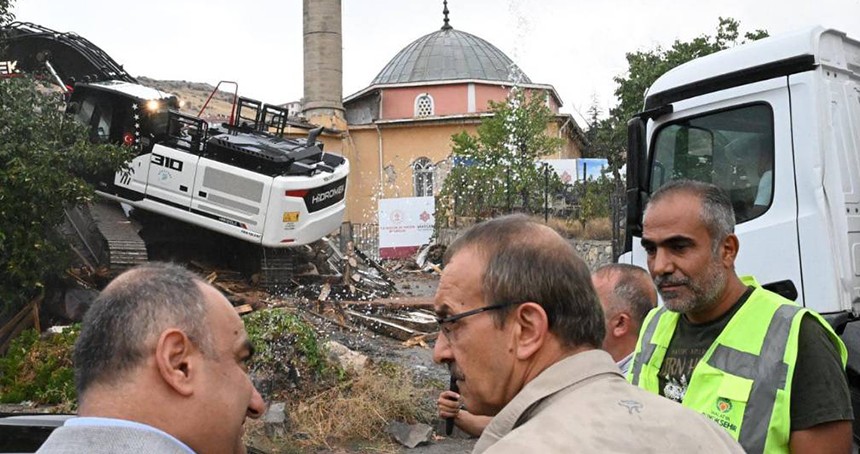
[
  {"xmin": 386, "ymin": 421, "xmax": 434, "ymax": 448},
  {"xmin": 262, "ymin": 401, "xmax": 290, "ymax": 440},
  {"xmin": 324, "ymin": 340, "xmax": 369, "ymax": 374}
]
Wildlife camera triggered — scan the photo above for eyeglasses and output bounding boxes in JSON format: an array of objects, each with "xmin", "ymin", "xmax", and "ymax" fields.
[{"xmin": 436, "ymin": 301, "xmax": 526, "ymax": 336}]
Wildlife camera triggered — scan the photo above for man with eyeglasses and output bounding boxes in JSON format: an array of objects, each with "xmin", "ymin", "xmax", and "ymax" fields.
[
  {"xmin": 432, "ymin": 214, "xmax": 742, "ymax": 453},
  {"xmin": 437, "ymin": 262, "xmax": 658, "ymax": 437}
]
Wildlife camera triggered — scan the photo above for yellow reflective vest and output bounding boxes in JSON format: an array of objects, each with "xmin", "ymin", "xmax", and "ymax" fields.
[{"xmin": 628, "ymin": 276, "xmax": 847, "ymax": 454}]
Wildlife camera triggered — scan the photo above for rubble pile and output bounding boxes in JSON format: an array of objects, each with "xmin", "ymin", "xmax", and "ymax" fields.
[{"xmin": 28, "ymin": 235, "xmax": 445, "ymax": 350}]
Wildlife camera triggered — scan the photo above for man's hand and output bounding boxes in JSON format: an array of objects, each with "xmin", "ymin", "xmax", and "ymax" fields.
[
  {"xmin": 438, "ymin": 390, "xmax": 463, "ymax": 419},
  {"xmin": 437, "ymin": 390, "xmax": 492, "ymax": 438}
]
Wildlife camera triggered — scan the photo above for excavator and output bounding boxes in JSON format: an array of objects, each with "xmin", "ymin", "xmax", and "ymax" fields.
[{"xmin": 0, "ymin": 22, "xmax": 350, "ymax": 285}]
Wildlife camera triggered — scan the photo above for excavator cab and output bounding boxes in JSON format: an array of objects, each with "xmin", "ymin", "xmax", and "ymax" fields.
[{"xmin": 67, "ymin": 82, "xmax": 178, "ymax": 152}]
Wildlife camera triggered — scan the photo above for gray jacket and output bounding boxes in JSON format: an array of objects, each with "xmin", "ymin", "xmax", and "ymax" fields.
[
  {"xmin": 36, "ymin": 424, "xmax": 192, "ymax": 454},
  {"xmin": 473, "ymin": 350, "xmax": 744, "ymax": 453}
]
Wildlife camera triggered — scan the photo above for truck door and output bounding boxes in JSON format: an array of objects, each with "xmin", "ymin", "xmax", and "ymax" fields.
[{"xmin": 637, "ymin": 78, "xmax": 802, "ymax": 302}]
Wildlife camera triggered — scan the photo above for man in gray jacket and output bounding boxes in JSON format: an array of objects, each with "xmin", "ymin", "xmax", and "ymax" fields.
[
  {"xmin": 432, "ymin": 214, "xmax": 743, "ymax": 453},
  {"xmin": 37, "ymin": 262, "xmax": 266, "ymax": 454}
]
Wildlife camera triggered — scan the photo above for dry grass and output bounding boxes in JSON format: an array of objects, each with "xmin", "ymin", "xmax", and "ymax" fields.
[
  {"xmin": 247, "ymin": 362, "xmax": 433, "ymax": 452},
  {"xmin": 546, "ymin": 216, "xmax": 614, "ymax": 240}
]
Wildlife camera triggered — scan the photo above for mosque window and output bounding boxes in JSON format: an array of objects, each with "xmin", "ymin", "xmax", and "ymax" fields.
[
  {"xmin": 415, "ymin": 94, "xmax": 434, "ymax": 117},
  {"xmin": 413, "ymin": 157, "xmax": 434, "ymax": 197}
]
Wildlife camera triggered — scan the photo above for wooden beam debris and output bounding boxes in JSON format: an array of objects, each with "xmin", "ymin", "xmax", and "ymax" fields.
[
  {"xmin": 342, "ymin": 296, "xmax": 434, "ymax": 310},
  {"xmin": 345, "ymin": 309, "xmax": 421, "ymax": 341},
  {"xmin": 402, "ymin": 332, "xmax": 438, "ymax": 348},
  {"xmin": 234, "ymin": 304, "xmax": 254, "ymax": 315},
  {"xmin": 380, "ymin": 310, "xmax": 438, "ymax": 332},
  {"xmin": 0, "ymin": 296, "xmax": 41, "ymax": 355}
]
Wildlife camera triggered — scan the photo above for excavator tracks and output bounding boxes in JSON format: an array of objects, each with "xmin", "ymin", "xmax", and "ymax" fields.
[
  {"xmin": 259, "ymin": 247, "xmax": 300, "ymax": 287},
  {"xmin": 63, "ymin": 201, "xmax": 148, "ymax": 273}
]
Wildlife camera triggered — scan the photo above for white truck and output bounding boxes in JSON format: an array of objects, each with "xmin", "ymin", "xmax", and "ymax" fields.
[{"xmin": 621, "ymin": 25, "xmax": 860, "ymax": 437}]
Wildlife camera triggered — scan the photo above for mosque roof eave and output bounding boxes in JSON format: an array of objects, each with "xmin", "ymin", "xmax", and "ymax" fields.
[{"xmin": 344, "ymin": 79, "xmax": 563, "ymax": 108}]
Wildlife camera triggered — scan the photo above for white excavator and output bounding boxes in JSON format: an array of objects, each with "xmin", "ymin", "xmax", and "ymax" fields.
[{"xmin": 0, "ymin": 22, "xmax": 350, "ymax": 284}]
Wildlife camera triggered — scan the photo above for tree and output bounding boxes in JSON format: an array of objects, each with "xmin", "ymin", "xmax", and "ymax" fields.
[
  {"xmin": 581, "ymin": 95, "xmax": 602, "ymax": 158},
  {"xmin": 1, "ymin": 1, "xmax": 130, "ymax": 317},
  {"xmin": 436, "ymin": 88, "xmax": 565, "ymax": 226},
  {"xmin": 590, "ymin": 17, "xmax": 768, "ymax": 175},
  {"xmin": 0, "ymin": 76, "xmax": 132, "ymax": 318},
  {"xmin": 0, "ymin": 0, "xmax": 13, "ymax": 26},
  {"xmin": 574, "ymin": 173, "xmax": 615, "ymax": 230}
]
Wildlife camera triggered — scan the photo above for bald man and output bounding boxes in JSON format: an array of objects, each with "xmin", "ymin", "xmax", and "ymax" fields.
[{"xmin": 592, "ymin": 263, "xmax": 658, "ymax": 375}]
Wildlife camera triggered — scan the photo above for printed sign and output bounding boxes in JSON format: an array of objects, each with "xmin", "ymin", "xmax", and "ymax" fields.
[
  {"xmin": 378, "ymin": 197, "xmax": 435, "ymax": 259},
  {"xmin": 541, "ymin": 159, "xmax": 578, "ymax": 184}
]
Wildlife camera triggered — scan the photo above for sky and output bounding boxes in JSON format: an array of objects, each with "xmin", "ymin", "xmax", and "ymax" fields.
[{"xmin": 11, "ymin": 0, "xmax": 860, "ymax": 126}]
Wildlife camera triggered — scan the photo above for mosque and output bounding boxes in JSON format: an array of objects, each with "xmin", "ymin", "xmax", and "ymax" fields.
[{"xmin": 300, "ymin": 1, "xmax": 585, "ymax": 226}]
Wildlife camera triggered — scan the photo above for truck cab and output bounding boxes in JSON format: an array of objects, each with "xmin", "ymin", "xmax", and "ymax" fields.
[{"xmin": 623, "ymin": 26, "xmax": 860, "ymax": 319}]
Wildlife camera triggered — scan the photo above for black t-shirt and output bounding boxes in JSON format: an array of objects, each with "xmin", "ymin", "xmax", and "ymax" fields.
[{"xmin": 658, "ymin": 287, "xmax": 853, "ymax": 430}]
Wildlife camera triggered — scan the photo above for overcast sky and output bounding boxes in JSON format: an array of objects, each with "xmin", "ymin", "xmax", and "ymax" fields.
[{"xmin": 12, "ymin": 0, "xmax": 860, "ymax": 125}]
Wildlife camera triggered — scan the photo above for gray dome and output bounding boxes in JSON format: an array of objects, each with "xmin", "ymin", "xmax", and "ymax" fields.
[{"xmin": 371, "ymin": 27, "xmax": 531, "ymax": 85}]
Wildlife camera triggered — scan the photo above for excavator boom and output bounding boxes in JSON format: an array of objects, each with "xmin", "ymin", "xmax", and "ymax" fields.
[{"xmin": 0, "ymin": 21, "xmax": 135, "ymax": 85}]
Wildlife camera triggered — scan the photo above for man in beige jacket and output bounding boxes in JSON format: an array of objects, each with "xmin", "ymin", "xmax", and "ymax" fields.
[{"xmin": 432, "ymin": 214, "xmax": 743, "ymax": 453}]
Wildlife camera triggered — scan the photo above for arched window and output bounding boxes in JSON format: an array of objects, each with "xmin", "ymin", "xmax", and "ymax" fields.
[
  {"xmin": 413, "ymin": 157, "xmax": 434, "ymax": 197},
  {"xmin": 414, "ymin": 93, "xmax": 434, "ymax": 117}
]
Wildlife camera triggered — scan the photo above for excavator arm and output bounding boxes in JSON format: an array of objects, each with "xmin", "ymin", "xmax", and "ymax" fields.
[{"xmin": 0, "ymin": 21, "xmax": 136, "ymax": 87}]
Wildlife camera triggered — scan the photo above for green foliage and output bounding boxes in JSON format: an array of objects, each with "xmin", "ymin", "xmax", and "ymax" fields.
[
  {"xmin": 0, "ymin": 77, "xmax": 132, "ymax": 317},
  {"xmin": 0, "ymin": 326, "xmax": 79, "ymax": 406},
  {"xmin": 0, "ymin": 0, "xmax": 13, "ymax": 26},
  {"xmin": 436, "ymin": 89, "xmax": 565, "ymax": 225},
  {"xmin": 244, "ymin": 308, "xmax": 342, "ymax": 396},
  {"xmin": 574, "ymin": 173, "xmax": 616, "ymax": 229},
  {"xmin": 589, "ymin": 17, "xmax": 768, "ymax": 176}
]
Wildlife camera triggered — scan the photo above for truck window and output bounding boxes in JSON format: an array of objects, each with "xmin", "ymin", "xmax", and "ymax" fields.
[{"xmin": 650, "ymin": 104, "xmax": 774, "ymax": 223}]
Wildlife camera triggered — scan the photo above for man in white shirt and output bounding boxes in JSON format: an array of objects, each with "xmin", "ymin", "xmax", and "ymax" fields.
[{"xmin": 37, "ymin": 262, "xmax": 266, "ymax": 454}]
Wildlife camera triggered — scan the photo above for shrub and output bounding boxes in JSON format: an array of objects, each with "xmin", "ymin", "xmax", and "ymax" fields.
[
  {"xmin": 0, "ymin": 327, "xmax": 79, "ymax": 406},
  {"xmin": 244, "ymin": 308, "xmax": 342, "ymax": 398}
]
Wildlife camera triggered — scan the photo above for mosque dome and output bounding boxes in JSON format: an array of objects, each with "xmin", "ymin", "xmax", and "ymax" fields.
[{"xmin": 371, "ymin": 24, "xmax": 531, "ymax": 86}]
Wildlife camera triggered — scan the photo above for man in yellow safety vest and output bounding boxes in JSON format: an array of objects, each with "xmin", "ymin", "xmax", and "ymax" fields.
[{"xmin": 629, "ymin": 179, "xmax": 852, "ymax": 454}]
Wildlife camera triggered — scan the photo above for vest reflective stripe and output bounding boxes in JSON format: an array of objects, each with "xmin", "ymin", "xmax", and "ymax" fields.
[
  {"xmin": 629, "ymin": 306, "xmax": 667, "ymax": 386},
  {"xmin": 706, "ymin": 304, "xmax": 799, "ymax": 454}
]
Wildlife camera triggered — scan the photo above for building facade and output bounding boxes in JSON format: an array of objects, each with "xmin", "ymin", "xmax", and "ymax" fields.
[{"xmin": 336, "ymin": 11, "xmax": 584, "ymax": 224}]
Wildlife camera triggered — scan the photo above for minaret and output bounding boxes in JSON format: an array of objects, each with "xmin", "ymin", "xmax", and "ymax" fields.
[{"xmin": 302, "ymin": 0, "xmax": 346, "ymax": 130}]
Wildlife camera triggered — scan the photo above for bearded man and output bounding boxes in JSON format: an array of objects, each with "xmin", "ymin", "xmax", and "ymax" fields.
[{"xmin": 629, "ymin": 180, "xmax": 852, "ymax": 454}]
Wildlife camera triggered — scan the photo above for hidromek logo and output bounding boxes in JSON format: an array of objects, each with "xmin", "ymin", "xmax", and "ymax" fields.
[{"xmin": 311, "ymin": 185, "xmax": 345, "ymax": 204}]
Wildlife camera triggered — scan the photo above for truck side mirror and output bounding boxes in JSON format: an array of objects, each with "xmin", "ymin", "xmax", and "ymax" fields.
[{"xmin": 625, "ymin": 117, "xmax": 648, "ymax": 252}]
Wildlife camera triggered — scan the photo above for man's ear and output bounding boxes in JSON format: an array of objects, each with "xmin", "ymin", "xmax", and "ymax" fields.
[
  {"xmin": 609, "ymin": 312, "xmax": 631, "ymax": 338},
  {"xmin": 155, "ymin": 329, "xmax": 198, "ymax": 397},
  {"xmin": 513, "ymin": 302, "xmax": 549, "ymax": 360},
  {"xmin": 720, "ymin": 233, "xmax": 740, "ymax": 268}
]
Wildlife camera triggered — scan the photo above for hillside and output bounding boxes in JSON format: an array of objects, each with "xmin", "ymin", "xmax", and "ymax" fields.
[{"xmin": 137, "ymin": 77, "xmax": 241, "ymax": 121}]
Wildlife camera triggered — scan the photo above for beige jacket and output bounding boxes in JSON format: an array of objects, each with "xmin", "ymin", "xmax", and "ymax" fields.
[{"xmin": 473, "ymin": 350, "xmax": 743, "ymax": 454}]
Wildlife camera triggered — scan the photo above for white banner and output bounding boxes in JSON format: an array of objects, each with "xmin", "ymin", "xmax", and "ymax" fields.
[
  {"xmin": 541, "ymin": 159, "xmax": 578, "ymax": 184},
  {"xmin": 378, "ymin": 196, "xmax": 435, "ymax": 259}
]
